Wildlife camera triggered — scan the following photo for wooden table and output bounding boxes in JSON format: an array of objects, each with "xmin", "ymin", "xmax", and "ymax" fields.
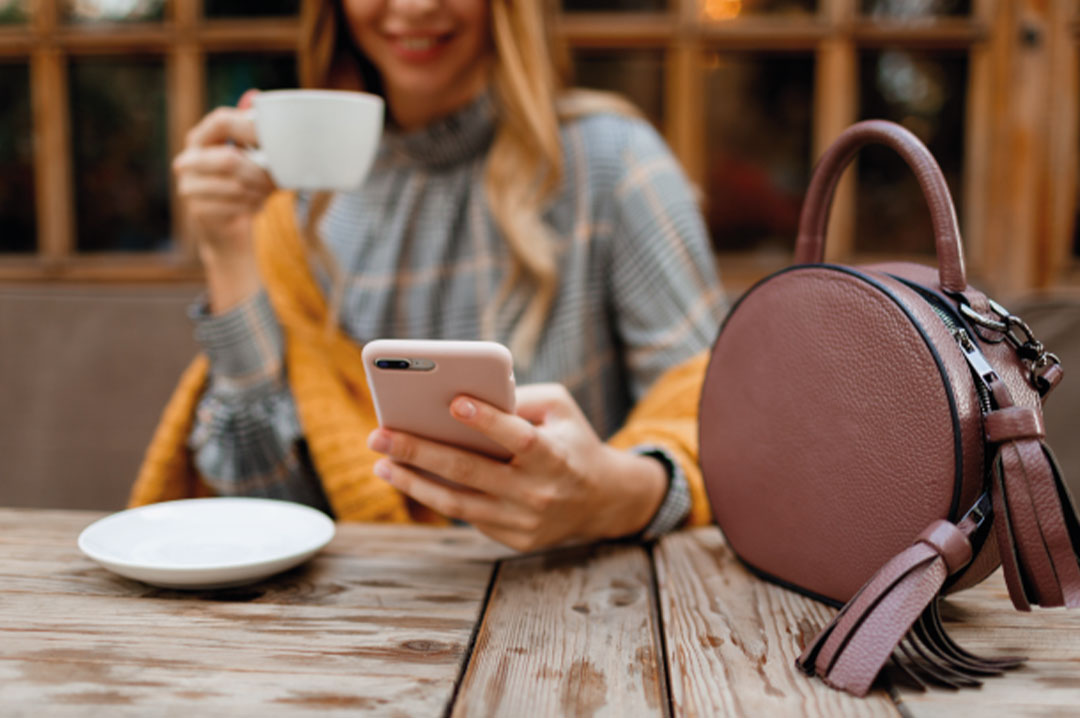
[{"xmin": 2, "ymin": 508, "xmax": 1077, "ymax": 717}]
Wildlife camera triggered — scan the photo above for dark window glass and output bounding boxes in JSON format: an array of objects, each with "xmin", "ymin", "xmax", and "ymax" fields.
[
  {"xmin": 204, "ymin": 0, "xmax": 298, "ymax": 18},
  {"xmin": 69, "ymin": 58, "xmax": 170, "ymax": 252},
  {"xmin": 0, "ymin": 63, "xmax": 35, "ymax": 253},
  {"xmin": 700, "ymin": 0, "xmax": 815, "ymax": 18},
  {"xmin": 0, "ymin": 0, "xmax": 29, "ymax": 23},
  {"xmin": 563, "ymin": 0, "xmax": 667, "ymax": 10},
  {"xmin": 705, "ymin": 53, "xmax": 814, "ymax": 252},
  {"xmin": 207, "ymin": 53, "xmax": 299, "ymax": 110},
  {"xmin": 572, "ymin": 49, "xmax": 664, "ymax": 129},
  {"xmin": 64, "ymin": 0, "xmax": 166, "ymax": 23},
  {"xmin": 857, "ymin": 50, "xmax": 967, "ymax": 255},
  {"xmin": 860, "ymin": 0, "xmax": 970, "ymax": 17}
]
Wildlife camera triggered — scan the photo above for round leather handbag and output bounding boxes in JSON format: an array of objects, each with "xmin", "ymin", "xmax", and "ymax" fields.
[{"xmin": 698, "ymin": 120, "xmax": 1080, "ymax": 696}]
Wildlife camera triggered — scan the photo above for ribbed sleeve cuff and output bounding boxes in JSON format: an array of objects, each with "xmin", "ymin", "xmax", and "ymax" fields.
[
  {"xmin": 189, "ymin": 290, "xmax": 285, "ymax": 396},
  {"xmin": 630, "ymin": 444, "xmax": 692, "ymax": 540}
]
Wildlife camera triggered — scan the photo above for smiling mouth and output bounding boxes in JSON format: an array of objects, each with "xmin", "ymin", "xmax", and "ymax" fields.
[
  {"xmin": 389, "ymin": 33, "xmax": 453, "ymax": 53},
  {"xmin": 398, "ymin": 36, "xmax": 441, "ymax": 51}
]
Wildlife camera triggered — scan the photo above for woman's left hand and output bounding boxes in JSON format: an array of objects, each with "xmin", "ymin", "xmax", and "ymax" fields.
[{"xmin": 366, "ymin": 384, "xmax": 668, "ymax": 552}]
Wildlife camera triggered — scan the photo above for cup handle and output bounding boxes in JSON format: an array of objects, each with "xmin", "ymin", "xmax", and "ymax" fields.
[
  {"xmin": 232, "ymin": 108, "xmax": 268, "ymax": 170},
  {"xmin": 243, "ymin": 146, "xmax": 269, "ymax": 170}
]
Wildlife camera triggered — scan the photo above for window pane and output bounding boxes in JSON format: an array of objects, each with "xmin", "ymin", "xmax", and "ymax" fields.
[
  {"xmin": 856, "ymin": 50, "xmax": 967, "ymax": 255},
  {"xmin": 0, "ymin": 0, "xmax": 29, "ymax": 23},
  {"xmin": 64, "ymin": 0, "xmax": 166, "ymax": 23},
  {"xmin": 572, "ymin": 49, "xmax": 663, "ymax": 129},
  {"xmin": 69, "ymin": 58, "xmax": 170, "ymax": 252},
  {"xmin": 204, "ymin": 0, "xmax": 298, "ymax": 18},
  {"xmin": 700, "ymin": 0, "xmax": 815, "ymax": 19},
  {"xmin": 860, "ymin": 0, "xmax": 970, "ymax": 18},
  {"xmin": 0, "ymin": 63, "xmax": 35, "ymax": 253},
  {"xmin": 207, "ymin": 53, "xmax": 298, "ymax": 110},
  {"xmin": 563, "ymin": 0, "xmax": 667, "ymax": 10},
  {"xmin": 705, "ymin": 53, "xmax": 813, "ymax": 252}
]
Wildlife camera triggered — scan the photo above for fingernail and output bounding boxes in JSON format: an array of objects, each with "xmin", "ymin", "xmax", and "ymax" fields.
[
  {"xmin": 453, "ymin": 398, "xmax": 476, "ymax": 419},
  {"xmin": 368, "ymin": 430, "xmax": 391, "ymax": 453},
  {"xmin": 373, "ymin": 459, "xmax": 393, "ymax": 481}
]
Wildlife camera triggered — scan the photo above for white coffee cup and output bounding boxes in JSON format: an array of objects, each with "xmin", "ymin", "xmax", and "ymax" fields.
[{"xmin": 249, "ymin": 89, "xmax": 384, "ymax": 191}]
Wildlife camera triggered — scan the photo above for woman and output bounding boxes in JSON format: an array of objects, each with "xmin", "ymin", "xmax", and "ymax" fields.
[{"xmin": 132, "ymin": 0, "xmax": 727, "ymax": 552}]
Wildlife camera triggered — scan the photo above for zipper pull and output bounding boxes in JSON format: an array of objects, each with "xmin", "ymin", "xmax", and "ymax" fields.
[{"xmin": 953, "ymin": 327, "xmax": 999, "ymax": 397}]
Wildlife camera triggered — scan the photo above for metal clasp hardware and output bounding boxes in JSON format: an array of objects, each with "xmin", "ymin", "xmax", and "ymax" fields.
[{"xmin": 959, "ymin": 299, "xmax": 1062, "ymax": 391}]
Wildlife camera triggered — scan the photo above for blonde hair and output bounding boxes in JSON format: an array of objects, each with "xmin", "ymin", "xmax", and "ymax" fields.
[{"xmin": 299, "ymin": 0, "xmax": 638, "ymax": 361}]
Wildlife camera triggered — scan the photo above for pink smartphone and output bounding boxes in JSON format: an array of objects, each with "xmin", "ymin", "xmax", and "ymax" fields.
[{"xmin": 361, "ymin": 339, "xmax": 516, "ymax": 461}]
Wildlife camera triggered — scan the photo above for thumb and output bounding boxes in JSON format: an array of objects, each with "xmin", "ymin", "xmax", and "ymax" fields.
[
  {"xmin": 237, "ymin": 88, "xmax": 260, "ymax": 110},
  {"xmin": 514, "ymin": 383, "xmax": 575, "ymax": 424}
]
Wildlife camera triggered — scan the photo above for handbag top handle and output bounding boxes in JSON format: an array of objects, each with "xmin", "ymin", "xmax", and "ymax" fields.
[{"xmin": 794, "ymin": 119, "xmax": 968, "ymax": 294}]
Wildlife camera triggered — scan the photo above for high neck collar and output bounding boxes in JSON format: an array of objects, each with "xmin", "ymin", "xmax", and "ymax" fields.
[{"xmin": 382, "ymin": 91, "xmax": 496, "ymax": 169}]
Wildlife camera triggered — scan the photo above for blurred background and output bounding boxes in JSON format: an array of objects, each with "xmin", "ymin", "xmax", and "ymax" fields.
[{"xmin": 1, "ymin": 0, "xmax": 1079, "ymax": 510}]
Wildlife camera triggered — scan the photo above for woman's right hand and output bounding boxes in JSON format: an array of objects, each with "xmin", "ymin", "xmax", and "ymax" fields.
[{"xmin": 173, "ymin": 92, "xmax": 276, "ymax": 311}]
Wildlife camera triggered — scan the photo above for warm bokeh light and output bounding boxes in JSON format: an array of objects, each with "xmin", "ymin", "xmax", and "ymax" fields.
[
  {"xmin": 701, "ymin": 0, "xmax": 742, "ymax": 22},
  {"xmin": 67, "ymin": 0, "xmax": 164, "ymax": 22}
]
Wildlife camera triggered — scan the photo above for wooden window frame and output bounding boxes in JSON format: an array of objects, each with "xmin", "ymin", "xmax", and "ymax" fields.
[{"xmin": 0, "ymin": 0, "xmax": 1077, "ymax": 298}]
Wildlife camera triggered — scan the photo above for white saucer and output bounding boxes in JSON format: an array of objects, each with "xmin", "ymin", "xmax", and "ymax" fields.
[{"xmin": 77, "ymin": 497, "xmax": 336, "ymax": 590}]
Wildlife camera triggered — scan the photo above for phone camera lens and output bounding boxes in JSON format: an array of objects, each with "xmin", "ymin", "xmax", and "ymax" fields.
[{"xmin": 375, "ymin": 359, "xmax": 410, "ymax": 370}]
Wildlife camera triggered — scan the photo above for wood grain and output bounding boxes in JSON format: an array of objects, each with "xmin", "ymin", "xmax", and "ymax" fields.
[
  {"xmin": 452, "ymin": 543, "xmax": 667, "ymax": 718},
  {"xmin": 0, "ymin": 510, "xmax": 505, "ymax": 717},
  {"xmin": 655, "ymin": 527, "xmax": 900, "ymax": 718},
  {"xmin": 5, "ymin": 508, "xmax": 1079, "ymax": 716}
]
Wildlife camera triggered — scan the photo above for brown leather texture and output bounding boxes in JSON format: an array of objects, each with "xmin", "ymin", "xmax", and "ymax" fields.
[
  {"xmin": 699, "ymin": 120, "xmax": 1054, "ymax": 605},
  {"xmin": 730, "ymin": 120, "xmax": 1080, "ymax": 699},
  {"xmin": 699, "ymin": 264, "xmax": 986, "ymax": 603}
]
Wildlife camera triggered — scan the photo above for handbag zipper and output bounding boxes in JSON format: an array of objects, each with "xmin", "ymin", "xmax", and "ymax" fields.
[{"xmin": 907, "ymin": 287, "xmax": 994, "ymax": 416}]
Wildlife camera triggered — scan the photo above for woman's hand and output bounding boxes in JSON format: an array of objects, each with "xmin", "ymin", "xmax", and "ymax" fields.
[
  {"xmin": 366, "ymin": 384, "xmax": 668, "ymax": 552},
  {"xmin": 173, "ymin": 91, "xmax": 275, "ymax": 312}
]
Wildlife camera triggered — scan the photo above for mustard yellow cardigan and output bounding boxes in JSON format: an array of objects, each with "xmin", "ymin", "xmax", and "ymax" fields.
[{"xmin": 129, "ymin": 191, "xmax": 714, "ymax": 527}]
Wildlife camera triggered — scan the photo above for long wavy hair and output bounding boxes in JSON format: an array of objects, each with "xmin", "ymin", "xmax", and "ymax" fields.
[{"xmin": 298, "ymin": 0, "xmax": 637, "ymax": 362}]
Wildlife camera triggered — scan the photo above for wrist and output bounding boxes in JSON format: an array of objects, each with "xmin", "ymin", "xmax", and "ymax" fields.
[
  {"xmin": 200, "ymin": 248, "xmax": 261, "ymax": 315},
  {"xmin": 594, "ymin": 446, "xmax": 668, "ymax": 541}
]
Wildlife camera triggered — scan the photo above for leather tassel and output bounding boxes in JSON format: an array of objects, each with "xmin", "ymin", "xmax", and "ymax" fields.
[
  {"xmin": 797, "ymin": 521, "xmax": 980, "ymax": 696},
  {"xmin": 915, "ymin": 599, "xmax": 1022, "ymax": 673},
  {"xmin": 887, "ymin": 597, "xmax": 1025, "ymax": 693},
  {"xmin": 988, "ymin": 427, "xmax": 1080, "ymax": 611}
]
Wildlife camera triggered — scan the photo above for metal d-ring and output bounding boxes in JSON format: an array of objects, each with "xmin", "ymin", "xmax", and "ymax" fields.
[
  {"xmin": 959, "ymin": 302, "xmax": 1008, "ymax": 333},
  {"xmin": 959, "ymin": 299, "xmax": 1061, "ymax": 392}
]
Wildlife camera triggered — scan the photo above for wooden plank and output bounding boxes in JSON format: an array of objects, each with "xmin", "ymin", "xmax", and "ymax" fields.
[
  {"xmin": 196, "ymin": 20, "xmax": 300, "ymax": 52},
  {"xmin": 962, "ymin": 0, "xmax": 995, "ymax": 285},
  {"xmin": 55, "ymin": 27, "xmax": 172, "ymax": 53},
  {"xmin": 979, "ymin": 0, "xmax": 1051, "ymax": 294},
  {"xmin": 0, "ymin": 255, "xmax": 202, "ymax": 282},
  {"xmin": 452, "ymin": 543, "xmax": 667, "ymax": 718},
  {"xmin": 666, "ymin": 43, "xmax": 704, "ymax": 189},
  {"xmin": 0, "ymin": 509, "xmax": 507, "ymax": 717},
  {"xmin": 167, "ymin": 32, "xmax": 204, "ymax": 258},
  {"xmin": 1042, "ymin": 0, "xmax": 1079, "ymax": 287},
  {"xmin": 655, "ymin": 527, "xmax": 900, "ymax": 718},
  {"xmin": 815, "ymin": 0, "xmax": 857, "ymax": 264},
  {"xmin": 697, "ymin": 22, "xmax": 828, "ymax": 51},
  {"xmin": 559, "ymin": 12, "xmax": 676, "ymax": 47},
  {"xmin": 850, "ymin": 19, "xmax": 986, "ymax": 48},
  {"xmin": 0, "ymin": 28, "xmax": 34, "ymax": 54},
  {"xmin": 30, "ymin": 46, "xmax": 73, "ymax": 264}
]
